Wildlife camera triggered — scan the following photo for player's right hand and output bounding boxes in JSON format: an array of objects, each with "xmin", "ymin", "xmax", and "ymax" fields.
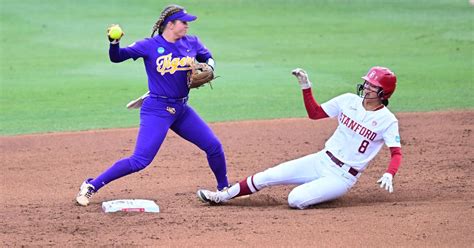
[
  {"xmin": 107, "ymin": 24, "xmax": 124, "ymax": 44},
  {"xmin": 291, "ymin": 68, "xmax": 312, "ymax": 89}
]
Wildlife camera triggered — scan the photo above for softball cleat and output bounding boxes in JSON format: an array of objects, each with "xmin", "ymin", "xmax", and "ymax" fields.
[
  {"xmin": 197, "ymin": 189, "xmax": 227, "ymax": 204},
  {"xmin": 76, "ymin": 178, "xmax": 96, "ymax": 206}
]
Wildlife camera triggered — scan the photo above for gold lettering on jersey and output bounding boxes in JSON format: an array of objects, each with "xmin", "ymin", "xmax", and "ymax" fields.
[
  {"xmin": 156, "ymin": 53, "xmax": 194, "ymax": 75},
  {"xmin": 339, "ymin": 113, "xmax": 377, "ymax": 141}
]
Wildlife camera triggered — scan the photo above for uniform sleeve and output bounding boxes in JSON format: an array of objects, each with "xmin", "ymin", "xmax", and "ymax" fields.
[
  {"xmin": 382, "ymin": 117, "xmax": 402, "ymax": 176},
  {"xmin": 109, "ymin": 43, "xmax": 132, "ymax": 63},
  {"xmin": 121, "ymin": 39, "xmax": 149, "ymax": 60},
  {"xmin": 194, "ymin": 36, "xmax": 213, "ymax": 62},
  {"xmin": 387, "ymin": 147, "xmax": 402, "ymax": 176},
  {"xmin": 302, "ymin": 88, "xmax": 329, "ymax": 120},
  {"xmin": 321, "ymin": 93, "xmax": 350, "ymax": 118},
  {"xmin": 383, "ymin": 121, "xmax": 401, "ymax": 148}
]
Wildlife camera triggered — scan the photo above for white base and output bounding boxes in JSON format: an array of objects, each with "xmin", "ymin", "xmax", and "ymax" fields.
[{"xmin": 102, "ymin": 199, "xmax": 160, "ymax": 213}]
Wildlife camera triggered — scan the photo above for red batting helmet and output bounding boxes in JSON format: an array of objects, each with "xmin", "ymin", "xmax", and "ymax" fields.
[{"xmin": 361, "ymin": 66, "xmax": 397, "ymax": 100}]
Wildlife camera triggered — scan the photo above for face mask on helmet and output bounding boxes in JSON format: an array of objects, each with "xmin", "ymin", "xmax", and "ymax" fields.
[{"xmin": 356, "ymin": 81, "xmax": 384, "ymax": 99}]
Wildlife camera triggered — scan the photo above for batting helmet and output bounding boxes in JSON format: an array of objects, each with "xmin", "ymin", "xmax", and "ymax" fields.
[{"xmin": 361, "ymin": 66, "xmax": 397, "ymax": 100}]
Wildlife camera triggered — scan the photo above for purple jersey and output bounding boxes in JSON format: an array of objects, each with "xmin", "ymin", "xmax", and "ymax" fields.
[
  {"xmin": 110, "ymin": 35, "xmax": 212, "ymax": 98},
  {"xmin": 82, "ymin": 34, "xmax": 229, "ymax": 197}
]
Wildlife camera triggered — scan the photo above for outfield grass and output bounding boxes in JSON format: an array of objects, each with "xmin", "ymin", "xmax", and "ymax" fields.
[{"xmin": 1, "ymin": 0, "xmax": 473, "ymax": 135}]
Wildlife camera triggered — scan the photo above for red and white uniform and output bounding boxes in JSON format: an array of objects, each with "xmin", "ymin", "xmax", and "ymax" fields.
[
  {"xmin": 237, "ymin": 91, "xmax": 402, "ymax": 209},
  {"xmin": 201, "ymin": 67, "xmax": 403, "ymax": 209},
  {"xmin": 321, "ymin": 93, "xmax": 401, "ymax": 171}
]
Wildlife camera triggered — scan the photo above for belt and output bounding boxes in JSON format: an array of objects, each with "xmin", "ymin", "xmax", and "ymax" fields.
[
  {"xmin": 149, "ymin": 93, "xmax": 188, "ymax": 103},
  {"xmin": 325, "ymin": 151, "xmax": 359, "ymax": 177}
]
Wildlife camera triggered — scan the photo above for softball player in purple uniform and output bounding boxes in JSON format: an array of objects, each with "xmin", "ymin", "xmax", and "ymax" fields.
[{"xmin": 76, "ymin": 5, "xmax": 229, "ymax": 206}]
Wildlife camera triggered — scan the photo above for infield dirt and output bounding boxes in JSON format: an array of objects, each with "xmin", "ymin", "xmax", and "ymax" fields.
[{"xmin": 1, "ymin": 111, "xmax": 473, "ymax": 247}]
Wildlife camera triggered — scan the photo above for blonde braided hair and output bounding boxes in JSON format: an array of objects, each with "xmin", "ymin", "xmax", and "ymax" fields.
[{"xmin": 151, "ymin": 4, "xmax": 185, "ymax": 37}]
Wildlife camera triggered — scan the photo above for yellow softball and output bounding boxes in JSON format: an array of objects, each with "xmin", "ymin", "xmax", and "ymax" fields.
[{"xmin": 108, "ymin": 25, "xmax": 123, "ymax": 40}]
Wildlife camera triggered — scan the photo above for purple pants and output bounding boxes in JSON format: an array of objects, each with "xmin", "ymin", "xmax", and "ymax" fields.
[{"xmin": 89, "ymin": 96, "xmax": 229, "ymax": 191}]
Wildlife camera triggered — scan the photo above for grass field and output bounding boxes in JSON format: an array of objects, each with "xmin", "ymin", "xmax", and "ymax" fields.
[{"xmin": 0, "ymin": 0, "xmax": 473, "ymax": 135}]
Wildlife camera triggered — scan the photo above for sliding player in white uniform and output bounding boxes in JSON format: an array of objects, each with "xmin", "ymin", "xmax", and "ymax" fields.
[{"xmin": 197, "ymin": 66, "xmax": 403, "ymax": 209}]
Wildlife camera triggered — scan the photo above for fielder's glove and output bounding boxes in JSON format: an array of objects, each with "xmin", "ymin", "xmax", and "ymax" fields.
[
  {"xmin": 187, "ymin": 62, "xmax": 215, "ymax": 89},
  {"xmin": 126, "ymin": 91, "xmax": 149, "ymax": 109},
  {"xmin": 291, "ymin": 68, "xmax": 312, "ymax": 89},
  {"xmin": 377, "ymin": 172, "xmax": 394, "ymax": 193}
]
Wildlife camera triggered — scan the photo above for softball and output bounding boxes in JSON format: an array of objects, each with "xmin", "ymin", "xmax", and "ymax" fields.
[{"xmin": 108, "ymin": 25, "xmax": 123, "ymax": 40}]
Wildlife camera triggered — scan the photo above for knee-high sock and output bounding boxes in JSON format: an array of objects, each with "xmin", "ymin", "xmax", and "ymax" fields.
[
  {"xmin": 224, "ymin": 175, "xmax": 260, "ymax": 200},
  {"xmin": 89, "ymin": 158, "xmax": 135, "ymax": 191}
]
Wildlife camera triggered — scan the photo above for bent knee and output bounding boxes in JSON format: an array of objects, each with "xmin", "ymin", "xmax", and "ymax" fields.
[
  {"xmin": 288, "ymin": 183, "xmax": 349, "ymax": 209},
  {"xmin": 204, "ymin": 139, "xmax": 224, "ymax": 155},
  {"xmin": 287, "ymin": 186, "xmax": 325, "ymax": 210},
  {"xmin": 129, "ymin": 156, "xmax": 153, "ymax": 172},
  {"xmin": 287, "ymin": 190, "xmax": 309, "ymax": 210}
]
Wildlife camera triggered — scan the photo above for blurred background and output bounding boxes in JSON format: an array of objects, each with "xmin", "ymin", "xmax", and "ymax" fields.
[{"xmin": 1, "ymin": 0, "xmax": 472, "ymax": 135}]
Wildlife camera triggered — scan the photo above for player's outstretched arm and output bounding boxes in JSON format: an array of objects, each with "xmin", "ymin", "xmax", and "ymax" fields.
[{"xmin": 291, "ymin": 68, "xmax": 328, "ymax": 120}]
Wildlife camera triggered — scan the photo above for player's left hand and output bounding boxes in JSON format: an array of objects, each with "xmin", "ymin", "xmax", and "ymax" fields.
[
  {"xmin": 187, "ymin": 62, "xmax": 215, "ymax": 89},
  {"xmin": 377, "ymin": 172, "xmax": 394, "ymax": 193}
]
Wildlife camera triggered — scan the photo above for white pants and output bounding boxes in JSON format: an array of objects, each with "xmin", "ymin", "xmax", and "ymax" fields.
[{"xmin": 253, "ymin": 150, "xmax": 358, "ymax": 209}]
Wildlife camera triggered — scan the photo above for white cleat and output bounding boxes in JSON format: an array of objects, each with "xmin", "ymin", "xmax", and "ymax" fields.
[
  {"xmin": 197, "ymin": 189, "xmax": 227, "ymax": 204},
  {"xmin": 76, "ymin": 179, "xmax": 96, "ymax": 206}
]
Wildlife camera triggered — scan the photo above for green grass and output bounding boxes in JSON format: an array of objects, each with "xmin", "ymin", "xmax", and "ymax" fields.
[{"xmin": 1, "ymin": 0, "xmax": 473, "ymax": 135}]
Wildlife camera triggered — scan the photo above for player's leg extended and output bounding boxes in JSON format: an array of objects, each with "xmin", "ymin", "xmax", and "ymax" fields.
[
  {"xmin": 287, "ymin": 151, "xmax": 356, "ymax": 209},
  {"xmin": 198, "ymin": 153, "xmax": 321, "ymax": 203},
  {"xmin": 170, "ymin": 105, "xmax": 229, "ymax": 190},
  {"xmin": 232, "ymin": 153, "xmax": 321, "ymax": 197},
  {"xmin": 77, "ymin": 99, "xmax": 175, "ymax": 206}
]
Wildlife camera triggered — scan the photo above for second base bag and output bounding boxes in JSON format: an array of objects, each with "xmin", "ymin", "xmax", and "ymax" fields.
[{"xmin": 102, "ymin": 199, "xmax": 160, "ymax": 213}]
